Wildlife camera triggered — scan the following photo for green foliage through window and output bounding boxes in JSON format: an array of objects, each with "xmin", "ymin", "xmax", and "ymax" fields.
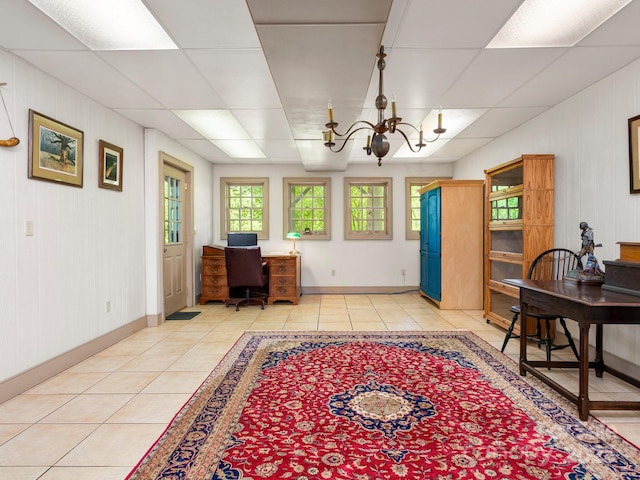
[
  {"xmin": 288, "ymin": 184, "xmax": 326, "ymax": 235},
  {"xmin": 491, "ymin": 195, "xmax": 522, "ymax": 221},
  {"xmin": 347, "ymin": 179, "xmax": 391, "ymax": 239},
  {"xmin": 222, "ymin": 178, "xmax": 269, "ymax": 238}
]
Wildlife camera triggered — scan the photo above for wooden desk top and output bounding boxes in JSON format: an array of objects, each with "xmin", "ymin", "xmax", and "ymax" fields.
[{"xmin": 504, "ymin": 279, "xmax": 640, "ymax": 308}]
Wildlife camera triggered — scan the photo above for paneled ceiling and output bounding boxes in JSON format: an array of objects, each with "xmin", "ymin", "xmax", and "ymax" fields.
[{"xmin": 2, "ymin": 0, "xmax": 640, "ymax": 171}]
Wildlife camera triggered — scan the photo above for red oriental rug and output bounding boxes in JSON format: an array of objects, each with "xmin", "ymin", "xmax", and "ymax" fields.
[{"xmin": 127, "ymin": 331, "xmax": 640, "ymax": 479}]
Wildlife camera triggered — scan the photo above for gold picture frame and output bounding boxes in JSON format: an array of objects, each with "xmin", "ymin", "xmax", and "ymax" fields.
[
  {"xmin": 98, "ymin": 140, "xmax": 123, "ymax": 191},
  {"xmin": 628, "ymin": 114, "xmax": 640, "ymax": 194},
  {"xmin": 28, "ymin": 109, "xmax": 84, "ymax": 187}
]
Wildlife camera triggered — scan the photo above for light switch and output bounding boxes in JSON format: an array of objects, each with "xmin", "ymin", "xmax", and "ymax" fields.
[{"xmin": 25, "ymin": 221, "xmax": 34, "ymax": 236}]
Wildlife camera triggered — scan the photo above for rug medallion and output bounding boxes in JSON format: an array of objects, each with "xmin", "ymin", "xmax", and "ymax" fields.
[{"xmin": 127, "ymin": 331, "xmax": 640, "ymax": 479}]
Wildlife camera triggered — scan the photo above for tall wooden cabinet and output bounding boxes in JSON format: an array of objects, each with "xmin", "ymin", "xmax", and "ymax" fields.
[
  {"xmin": 419, "ymin": 180, "xmax": 484, "ymax": 309},
  {"xmin": 484, "ymin": 154, "xmax": 554, "ymax": 332}
]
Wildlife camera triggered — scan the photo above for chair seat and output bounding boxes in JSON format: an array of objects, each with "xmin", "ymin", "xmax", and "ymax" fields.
[
  {"xmin": 509, "ymin": 305, "xmax": 558, "ymax": 320},
  {"xmin": 500, "ymin": 248, "xmax": 582, "ymax": 362}
]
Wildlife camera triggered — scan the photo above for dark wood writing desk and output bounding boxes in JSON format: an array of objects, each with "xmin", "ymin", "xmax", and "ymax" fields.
[{"xmin": 505, "ymin": 279, "xmax": 640, "ymax": 420}]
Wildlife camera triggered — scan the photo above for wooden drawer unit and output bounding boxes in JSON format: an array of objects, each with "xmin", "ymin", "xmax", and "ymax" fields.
[
  {"xmin": 200, "ymin": 246, "xmax": 228, "ymax": 304},
  {"xmin": 267, "ymin": 255, "xmax": 301, "ymax": 305}
]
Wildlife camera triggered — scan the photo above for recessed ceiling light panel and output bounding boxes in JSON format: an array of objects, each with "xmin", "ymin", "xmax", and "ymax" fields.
[
  {"xmin": 28, "ymin": 0, "xmax": 177, "ymax": 50},
  {"xmin": 487, "ymin": 0, "xmax": 632, "ymax": 48}
]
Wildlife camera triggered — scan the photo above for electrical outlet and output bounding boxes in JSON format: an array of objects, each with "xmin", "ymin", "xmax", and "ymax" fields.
[
  {"xmin": 106, "ymin": 301, "xmax": 111, "ymax": 313},
  {"xmin": 331, "ymin": 269, "xmax": 336, "ymax": 276},
  {"xmin": 25, "ymin": 220, "xmax": 34, "ymax": 236}
]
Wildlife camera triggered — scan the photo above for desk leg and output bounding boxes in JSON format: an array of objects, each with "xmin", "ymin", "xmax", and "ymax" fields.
[
  {"xmin": 595, "ymin": 324, "xmax": 604, "ymax": 378},
  {"xmin": 578, "ymin": 322, "xmax": 591, "ymax": 421},
  {"xmin": 519, "ymin": 300, "xmax": 528, "ymax": 376}
]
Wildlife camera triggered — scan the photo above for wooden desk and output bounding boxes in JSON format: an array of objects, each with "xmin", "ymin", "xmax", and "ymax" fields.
[
  {"xmin": 505, "ymin": 279, "xmax": 640, "ymax": 420},
  {"xmin": 200, "ymin": 245, "xmax": 301, "ymax": 305}
]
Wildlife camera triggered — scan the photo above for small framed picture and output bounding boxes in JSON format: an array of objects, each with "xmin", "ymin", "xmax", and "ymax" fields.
[
  {"xmin": 99, "ymin": 140, "xmax": 123, "ymax": 191},
  {"xmin": 28, "ymin": 109, "xmax": 84, "ymax": 187},
  {"xmin": 629, "ymin": 115, "xmax": 640, "ymax": 194}
]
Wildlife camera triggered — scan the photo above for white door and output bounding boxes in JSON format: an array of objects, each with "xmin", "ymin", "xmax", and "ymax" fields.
[{"xmin": 163, "ymin": 164, "xmax": 187, "ymax": 316}]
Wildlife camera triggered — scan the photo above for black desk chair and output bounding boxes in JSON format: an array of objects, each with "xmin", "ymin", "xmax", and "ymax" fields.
[
  {"xmin": 224, "ymin": 247, "xmax": 268, "ymax": 311},
  {"xmin": 501, "ymin": 248, "xmax": 582, "ymax": 361}
]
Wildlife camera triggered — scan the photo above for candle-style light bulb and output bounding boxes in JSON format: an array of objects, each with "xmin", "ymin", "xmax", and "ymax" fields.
[
  {"xmin": 328, "ymin": 100, "xmax": 333, "ymax": 123},
  {"xmin": 437, "ymin": 107, "xmax": 443, "ymax": 129},
  {"xmin": 419, "ymin": 124, "xmax": 423, "ymax": 144},
  {"xmin": 391, "ymin": 93, "xmax": 397, "ymax": 118}
]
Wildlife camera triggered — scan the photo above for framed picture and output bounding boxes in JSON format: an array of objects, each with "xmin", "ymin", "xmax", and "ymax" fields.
[
  {"xmin": 28, "ymin": 109, "xmax": 84, "ymax": 187},
  {"xmin": 628, "ymin": 114, "xmax": 640, "ymax": 194},
  {"xmin": 99, "ymin": 140, "xmax": 123, "ymax": 191}
]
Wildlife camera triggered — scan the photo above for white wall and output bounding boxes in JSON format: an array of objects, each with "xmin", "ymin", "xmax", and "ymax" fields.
[
  {"xmin": 0, "ymin": 50, "xmax": 147, "ymax": 382},
  {"xmin": 212, "ymin": 163, "xmax": 452, "ymax": 290},
  {"xmin": 454, "ymin": 57, "xmax": 640, "ymax": 366}
]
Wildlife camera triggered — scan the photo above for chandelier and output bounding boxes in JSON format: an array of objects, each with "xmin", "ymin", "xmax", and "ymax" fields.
[{"xmin": 323, "ymin": 45, "xmax": 445, "ymax": 166}]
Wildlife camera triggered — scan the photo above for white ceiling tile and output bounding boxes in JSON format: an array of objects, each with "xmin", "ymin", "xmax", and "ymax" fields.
[
  {"xmin": 113, "ymin": 109, "xmax": 204, "ymax": 139},
  {"xmin": 578, "ymin": 0, "xmax": 640, "ymax": 47},
  {"xmin": 439, "ymin": 48, "xmax": 567, "ymax": 108},
  {"xmin": 99, "ymin": 51, "xmax": 225, "ymax": 109},
  {"xmin": 500, "ymin": 46, "xmax": 640, "ymax": 107},
  {"xmin": 458, "ymin": 107, "xmax": 549, "ymax": 138},
  {"xmin": 0, "ymin": 0, "xmax": 85, "ymax": 50},
  {"xmin": 146, "ymin": 0, "xmax": 261, "ymax": 49},
  {"xmin": 176, "ymin": 139, "xmax": 231, "ymax": 160},
  {"xmin": 427, "ymin": 138, "xmax": 494, "ymax": 160},
  {"xmin": 376, "ymin": 49, "xmax": 479, "ymax": 109},
  {"xmin": 14, "ymin": 50, "xmax": 163, "ymax": 109},
  {"xmin": 255, "ymin": 139, "xmax": 300, "ymax": 158},
  {"xmin": 232, "ymin": 109, "xmax": 294, "ymax": 140},
  {"xmin": 186, "ymin": 49, "xmax": 281, "ymax": 109},
  {"xmin": 395, "ymin": 0, "xmax": 521, "ymax": 48}
]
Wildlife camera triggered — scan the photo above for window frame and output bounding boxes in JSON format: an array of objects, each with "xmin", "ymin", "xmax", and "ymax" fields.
[
  {"xmin": 405, "ymin": 177, "xmax": 448, "ymax": 240},
  {"xmin": 344, "ymin": 177, "xmax": 392, "ymax": 240},
  {"xmin": 283, "ymin": 177, "xmax": 331, "ymax": 240},
  {"xmin": 220, "ymin": 177, "xmax": 269, "ymax": 240}
]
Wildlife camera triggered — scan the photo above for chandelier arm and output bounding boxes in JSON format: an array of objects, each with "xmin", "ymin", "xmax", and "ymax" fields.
[
  {"xmin": 393, "ymin": 126, "xmax": 442, "ymax": 152},
  {"xmin": 327, "ymin": 120, "xmax": 375, "ymax": 138},
  {"xmin": 325, "ymin": 125, "xmax": 376, "ymax": 153}
]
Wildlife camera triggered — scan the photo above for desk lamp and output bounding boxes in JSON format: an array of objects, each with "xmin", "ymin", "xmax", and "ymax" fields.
[{"xmin": 286, "ymin": 232, "xmax": 300, "ymax": 255}]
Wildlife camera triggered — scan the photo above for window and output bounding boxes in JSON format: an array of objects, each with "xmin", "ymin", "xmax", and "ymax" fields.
[
  {"xmin": 284, "ymin": 178, "xmax": 331, "ymax": 239},
  {"xmin": 344, "ymin": 177, "xmax": 392, "ymax": 240},
  {"xmin": 221, "ymin": 177, "xmax": 269, "ymax": 239},
  {"xmin": 405, "ymin": 177, "xmax": 442, "ymax": 240},
  {"xmin": 164, "ymin": 168, "xmax": 183, "ymax": 244}
]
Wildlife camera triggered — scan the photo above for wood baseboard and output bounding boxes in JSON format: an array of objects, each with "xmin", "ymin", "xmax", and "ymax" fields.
[
  {"xmin": 0, "ymin": 316, "xmax": 148, "ymax": 404},
  {"xmin": 301, "ymin": 286, "xmax": 420, "ymax": 295}
]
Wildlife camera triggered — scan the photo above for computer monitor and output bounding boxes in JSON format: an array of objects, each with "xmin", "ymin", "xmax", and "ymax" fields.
[{"xmin": 227, "ymin": 232, "xmax": 258, "ymax": 247}]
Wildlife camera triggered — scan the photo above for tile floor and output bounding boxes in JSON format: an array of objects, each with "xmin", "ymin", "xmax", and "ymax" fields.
[{"xmin": 0, "ymin": 293, "xmax": 639, "ymax": 479}]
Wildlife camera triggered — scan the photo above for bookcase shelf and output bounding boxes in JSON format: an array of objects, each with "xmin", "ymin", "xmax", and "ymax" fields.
[{"xmin": 484, "ymin": 155, "xmax": 555, "ymax": 333}]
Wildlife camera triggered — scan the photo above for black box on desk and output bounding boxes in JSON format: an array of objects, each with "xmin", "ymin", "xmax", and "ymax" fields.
[{"xmin": 602, "ymin": 260, "xmax": 640, "ymax": 297}]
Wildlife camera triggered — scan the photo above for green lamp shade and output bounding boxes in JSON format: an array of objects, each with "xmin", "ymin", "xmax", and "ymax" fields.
[{"xmin": 286, "ymin": 232, "xmax": 300, "ymax": 254}]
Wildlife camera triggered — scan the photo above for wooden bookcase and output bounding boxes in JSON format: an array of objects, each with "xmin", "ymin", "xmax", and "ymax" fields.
[
  {"xmin": 484, "ymin": 155, "xmax": 554, "ymax": 333},
  {"xmin": 419, "ymin": 180, "xmax": 484, "ymax": 309}
]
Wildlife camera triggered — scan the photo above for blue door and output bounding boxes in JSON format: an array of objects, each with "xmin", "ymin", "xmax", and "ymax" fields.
[
  {"xmin": 419, "ymin": 193, "xmax": 429, "ymax": 294},
  {"xmin": 425, "ymin": 188, "xmax": 442, "ymax": 300}
]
